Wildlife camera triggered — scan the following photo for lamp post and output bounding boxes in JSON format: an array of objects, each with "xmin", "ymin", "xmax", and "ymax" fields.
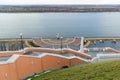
[
  {"xmin": 60, "ymin": 36, "xmax": 63, "ymax": 53},
  {"xmin": 20, "ymin": 33, "xmax": 24, "ymax": 49}
]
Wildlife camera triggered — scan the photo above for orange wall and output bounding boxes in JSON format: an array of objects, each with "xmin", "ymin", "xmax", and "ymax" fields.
[
  {"xmin": 0, "ymin": 51, "xmax": 23, "ymax": 57},
  {"xmin": 42, "ymin": 56, "xmax": 69, "ymax": 71},
  {"xmin": 16, "ymin": 56, "xmax": 42, "ymax": 79},
  {"xmin": 0, "ymin": 55, "xmax": 88, "ymax": 80},
  {"xmin": 63, "ymin": 49, "xmax": 92, "ymax": 59},
  {"xmin": 1, "ymin": 47, "xmax": 120, "ymax": 80},
  {"xmin": 58, "ymin": 57, "xmax": 70, "ymax": 67},
  {"xmin": 0, "ymin": 63, "xmax": 18, "ymax": 80},
  {"xmin": 0, "ymin": 48, "xmax": 92, "ymax": 59},
  {"xmin": 0, "ymin": 48, "xmax": 90, "ymax": 80},
  {"xmin": 70, "ymin": 58, "xmax": 86, "ymax": 66},
  {"xmin": 106, "ymin": 48, "xmax": 120, "ymax": 53}
]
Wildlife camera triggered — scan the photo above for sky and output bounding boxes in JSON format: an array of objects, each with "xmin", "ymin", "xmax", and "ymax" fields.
[{"xmin": 0, "ymin": 0, "xmax": 120, "ymax": 5}]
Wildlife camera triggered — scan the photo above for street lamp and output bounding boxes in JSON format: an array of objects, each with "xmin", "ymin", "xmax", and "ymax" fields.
[
  {"xmin": 60, "ymin": 36, "xmax": 63, "ymax": 53},
  {"xmin": 20, "ymin": 33, "xmax": 24, "ymax": 49}
]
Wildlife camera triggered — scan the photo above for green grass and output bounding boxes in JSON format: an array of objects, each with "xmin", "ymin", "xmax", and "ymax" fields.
[
  {"xmin": 27, "ymin": 41, "xmax": 40, "ymax": 47},
  {"xmin": 30, "ymin": 60, "xmax": 120, "ymax": 80}
]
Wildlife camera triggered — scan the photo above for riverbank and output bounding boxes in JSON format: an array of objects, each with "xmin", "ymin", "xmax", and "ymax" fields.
[{"xmin": 0, "ymin": 5, "xmax": 120, "ymax": 12}]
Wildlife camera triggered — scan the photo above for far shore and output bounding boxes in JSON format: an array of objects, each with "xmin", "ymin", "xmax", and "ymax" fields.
[{"xmin": 1, "ymin": 5, "xmax": 120, "ymax": 12}]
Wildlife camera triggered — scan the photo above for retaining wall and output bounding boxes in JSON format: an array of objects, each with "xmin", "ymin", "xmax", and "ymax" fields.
[{"xmin": 0, "ymin": 48, "xmax": 89, "ymax": 80}]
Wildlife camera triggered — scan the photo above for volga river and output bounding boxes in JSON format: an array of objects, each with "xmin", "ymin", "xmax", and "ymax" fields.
[{"xmin": 0, "ymin": 12, "xmax": 120, "ymax": 38}]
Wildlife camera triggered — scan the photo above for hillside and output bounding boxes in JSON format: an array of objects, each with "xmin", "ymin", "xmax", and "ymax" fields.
[{"xmin": 30, "ymin": 60, "xmax": 120, "ymax": 80}]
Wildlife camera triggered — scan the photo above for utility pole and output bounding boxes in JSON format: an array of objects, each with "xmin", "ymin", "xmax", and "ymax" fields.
[
  {"xmin": 60, "ymin": 36, "xmax": 63, "ymax": 53},
  {"xmin": 20, "ymin": 33, "xmax": 24, "ymax": 49}
]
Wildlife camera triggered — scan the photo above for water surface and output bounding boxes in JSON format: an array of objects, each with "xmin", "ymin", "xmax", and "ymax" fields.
[{"xmin": 0, "ymin": 12, "xmax": 120, "ymax": 38}]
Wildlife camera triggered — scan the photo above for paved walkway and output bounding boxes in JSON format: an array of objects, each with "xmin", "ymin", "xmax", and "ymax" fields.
[{"xmin": 33, "ymin": 38, "xmax": 81, "ymax": 50}]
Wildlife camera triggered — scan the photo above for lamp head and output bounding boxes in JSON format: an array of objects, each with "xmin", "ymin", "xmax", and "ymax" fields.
[{"xmin": 20, "ymin": 33, "xmax": 23, "ymax": 36}]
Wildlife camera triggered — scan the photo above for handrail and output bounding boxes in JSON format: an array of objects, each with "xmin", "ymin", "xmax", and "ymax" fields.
[{"xmin": 0, "ymin": 47, "xmax": 92, "ymax": 59}]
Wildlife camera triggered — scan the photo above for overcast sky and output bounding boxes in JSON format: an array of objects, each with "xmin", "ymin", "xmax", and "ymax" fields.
[{"xmin": 0, "ymin": 0, "xmax": 120, "ymax": 5}]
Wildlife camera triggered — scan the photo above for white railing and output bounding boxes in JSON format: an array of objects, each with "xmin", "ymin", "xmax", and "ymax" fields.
[
  {"xmin": 87, "ymin": 47, "xmax": 106, "ymax": 52},
  {"xmin": 91, "ymin": 54, "xmax": 120, "ymax": 62}
]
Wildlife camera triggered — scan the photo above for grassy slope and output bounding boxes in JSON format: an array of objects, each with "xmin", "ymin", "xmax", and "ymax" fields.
[
  {"xmin": 25, "ymin": 40, "xmax": 40, "ymax": 47},
  {"xmin": 31, "ymin": 60, "xmax": 120, "ymax": 80}
]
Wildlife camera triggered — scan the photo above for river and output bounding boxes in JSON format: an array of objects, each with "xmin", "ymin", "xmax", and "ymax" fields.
[{"xmin": 0, "ymin": 12, "xmax": 120, "ymax": 38}]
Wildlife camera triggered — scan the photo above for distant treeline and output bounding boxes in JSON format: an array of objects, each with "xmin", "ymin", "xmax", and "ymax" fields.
[{"xmin": 0, "ymin": 5, "xmax": 120, "ymax": 12}]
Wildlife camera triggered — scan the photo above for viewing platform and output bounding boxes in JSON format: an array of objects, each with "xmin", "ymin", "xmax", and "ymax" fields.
[{"xmin": 32, "ymin": 37, "xmax": 81, "ymax": 50}]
